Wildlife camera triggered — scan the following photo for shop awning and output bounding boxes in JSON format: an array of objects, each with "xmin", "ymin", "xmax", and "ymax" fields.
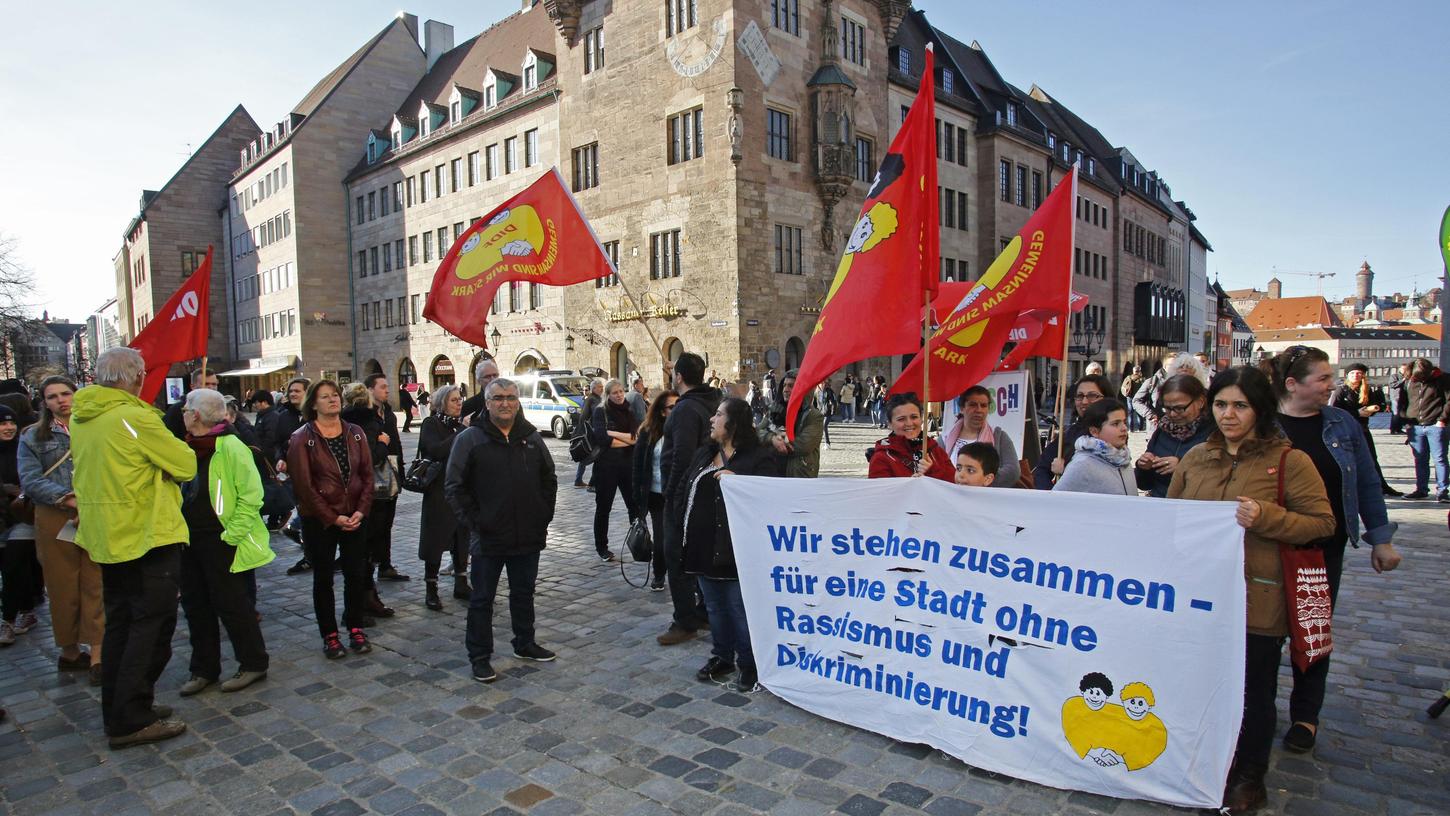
[{"xmin": 217, "ymin": 358, "xmax": 296, "ymax": 378}]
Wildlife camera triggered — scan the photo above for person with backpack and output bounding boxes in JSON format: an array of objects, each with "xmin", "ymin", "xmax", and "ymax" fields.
[{"xmin": 655, "ymin": 353, "xmax": 719, "ymax": 647}]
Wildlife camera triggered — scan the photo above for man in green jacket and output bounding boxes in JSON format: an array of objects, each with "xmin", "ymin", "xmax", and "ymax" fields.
[
  {"xmin": 71, "ymin": 347, "xmax": 196, "ymax": 749},
  {"xmin": 759, "ymin": 370, "xmax": 824, "ymax": 478}
]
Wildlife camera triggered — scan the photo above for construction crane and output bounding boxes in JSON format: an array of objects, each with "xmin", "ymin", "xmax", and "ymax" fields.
[{"xmin": 1270, "ymin": 267, "xmax": 1337, "ymax": 297}]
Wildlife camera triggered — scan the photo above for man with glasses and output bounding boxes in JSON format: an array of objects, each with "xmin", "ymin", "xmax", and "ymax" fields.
[
  {"xmin": 460, "ymin": 358, "xmax": 501, "ymax": 422},
  {"xmin": 445, "ymin": 378, "xmax": 558, "ymax": 683}
]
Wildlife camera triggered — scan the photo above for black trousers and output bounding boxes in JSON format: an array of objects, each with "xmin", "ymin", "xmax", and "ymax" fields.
[
  {"xmin": 465, "ymin": 551, "xmax": 539, "ymax": 661},
  {"xmin": 1239, "ymin": 633, "xmax": 1286, "ymax": 770},
  {"xmin": 2, "ymin": 538, "xmax": 39, "ymax": 621},
  {"xmin": 1289, "ymin": 539, "xmax": 1345, "ymax": 727},
  {"xmin": 662, "ymin": 497, "xmax": 708, "ymax": 630},
  {"xmin": 99, "ymin": 544, "xmax": 181, "ymax": 737},
  {"xmin": 180, "ymin": 530, "xmax": 269, "ymax": 680},
  {"xmin": 302, "ymin": 518, "xmax": 369, "ymax": 637},
  {"xmin": 367, "ymin": 498, "xmax": 398, "ymax": 572},
  {"xmin": 648, "ymin": 492, "xmax": 666, "ymax": 581},
  {"xmin": 592, "ymin": 448, "xmax": 640, "ymax": 556},
  {"xmin": 424, "ymin": 531, "xmax": 468, "ymax": 583}
]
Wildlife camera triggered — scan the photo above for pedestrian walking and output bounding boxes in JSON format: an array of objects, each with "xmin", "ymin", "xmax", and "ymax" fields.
[
  {"xmin": 872, "ymin": 376, "xmax": 889, "ymax": 428},
  {"xmin": 1403, "ymin": 357, "xmax": 1450, "ymax": 500},
  {"xmin": 288, "ymin": 380, "xmax": 375, "ymax": 659},
  {"xmin": 590, "ymin": 379, "xmax": 642, "ymax": 562},
  {"xmin": 1388, "ymin": 362, "xmax": 1411, "ymax": 436},
  {"xmin": 632, "ymin": 390, "xmax": 677, "ymax": 591},
  {"xmin": 1330, "ymin": 363, "xmax": 1398, "ymax": 496},
  {"xmin": 760, "ymin": 370, "xmax": 823, "ymax": 478},
  {"xmin": 0, "ymin": 404, "xmax": 40, "ymax": 648},
  {"xmin": 399, "ymin": 386, "xmax": 418, "ymax": 433},
  {"xmin": 840, "ymin": 378, "xmax": 857, "ymax": 423},
  {"xmin": 1053, "ymin": 399, "xmax": 1134, "ymax": 495},
  {"xmin": 939, "ymin": 385, "xmax": 1021, "ymax": 487},
  {"xmin": 71, "ymin": 347, "xmax": 196, "ymax": 749},
  {"xmin": 815, "ymin": 381, "xmax": 837, "ymax": 447},
  {"xmin": 1167, "ymin": 366, "xmax": 1335, "ymax": 812},
  {"xmin": 626, "ymin": 374, "xmax": 649, "ymax": 424},
  {"xmin": 1034, "ymin": 374, "xmax": 1113, "ymax": 489},
  {"xmin": 1120, "ymin": 365, "xmax": 1145, "ymax": 431},
  {"xmin": 445, "ymin": 377, "xmax": 558, "ymax": 683},
  {"xmin": 656, "ymin": 353, "xmax": 719, "ymax": 646},
  {"xmin": 418, "ymin": 385, "xmax": 470, "ymax": 611},
  {"xmin": 868, "ymin": 394, "xmax": 954, "ymax": 481},
  {"xmin": 363, "ymin": 374, "xmax": 408, "ymax": 582},
  {"xmin": 176, "ymin": 389, "xmax": 272, "ymax": 697},
  {"xmin": 1133, "ymin": 374, "xmax": 1211, "ymax": 498},
  {"xmin": 674, "ymin": 396, "xmax": 780, "ymax": 692},
  {"xmin": 17, "ymin": 376, "xmax": 102, "ymax": 675},
  {"xmin": 1265, "ymin": 347, "xmax": 1401, "ymax": 755}
]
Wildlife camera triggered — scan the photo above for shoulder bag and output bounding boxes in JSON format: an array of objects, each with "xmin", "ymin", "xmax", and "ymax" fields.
[{"xmin": 1275, "ymin": 448, "xmax": 1333, "ymax": 672}]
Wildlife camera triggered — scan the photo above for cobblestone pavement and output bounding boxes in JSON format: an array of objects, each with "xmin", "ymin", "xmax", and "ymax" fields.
[{"xmin": 1, "ymin": 420, "xmax": 1445, "ymax": 815}]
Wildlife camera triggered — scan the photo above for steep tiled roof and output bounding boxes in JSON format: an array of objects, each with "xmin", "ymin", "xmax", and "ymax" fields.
[
  {"xmin": 292, "ymin": 19, "xmax": 409, "ymax": 118},
  {"xmin": 1245, "ymin": 296, "xmax": 1342, "ymax": 330},
  {"xmin": 395, "ymin": 7, "xmax": 554, "ymax": 117}
]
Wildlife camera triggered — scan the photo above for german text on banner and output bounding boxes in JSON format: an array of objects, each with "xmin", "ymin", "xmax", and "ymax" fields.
[
  {"xmin": 129, "ymin": 246, "xmax": 212, "ymax": 404},
  {"xmin": 893, "ymin": 167, "xmax": 1077, "ymax": 402},
  {"xmin": 784, "ymin": 45, "xmax": 938, "ymax": 438},
  {"xmin": 422, "ymin": 168, "xmax": 613, "ymax": 348},
  {"xmin": 719, "ymin": 476, "xmax": 1245, "ymax": 809}
]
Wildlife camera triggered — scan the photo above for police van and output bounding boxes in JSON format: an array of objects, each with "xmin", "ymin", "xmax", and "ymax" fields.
[{"xmin": 513, "ymin": 370, "xmax": 592, "ymax": 438}]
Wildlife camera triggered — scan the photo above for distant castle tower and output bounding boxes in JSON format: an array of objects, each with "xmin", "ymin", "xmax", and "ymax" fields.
[
  {"xmin": 1267, "ymin": 277, "xmax": 1282, "ymax": 299},
  {"xmin": 1356, "ymin": 260, "xmax": 1374, "ymax": 305}
]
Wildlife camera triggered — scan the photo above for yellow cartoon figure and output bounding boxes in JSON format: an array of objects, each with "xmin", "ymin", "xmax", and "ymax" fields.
[
  {"xmin": 453, "ymin": 205, "xmax": 547, "ymax": 281},
  {"xmin": 814, "ymin": 202, "xmax": 899, "ymax": 333},
  {"xmin": 1061, "ymin": 674, "xmax": 1168, "ymax": 772}
]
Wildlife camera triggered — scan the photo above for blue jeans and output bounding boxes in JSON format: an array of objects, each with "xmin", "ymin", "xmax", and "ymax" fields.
[
  {"xmin": 696, "ymin": 577, "xmax": 753, "ymax": 670},
  {"xmin": 1408, "ymin": 424, "xmax": 1448, "ymax": 492},
  {"xmin": 466, "ymin": 551, "xmax": 539, "ymax": 661},
  {"xmin": 843, "ymin": 403, "xmax": 856, "ymax": 423}
]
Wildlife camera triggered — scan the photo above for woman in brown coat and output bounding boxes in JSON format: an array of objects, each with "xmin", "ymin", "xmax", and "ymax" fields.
[{"xmin": 1167, "ymin": 366, "xmax": 1334, "ymax": 814}]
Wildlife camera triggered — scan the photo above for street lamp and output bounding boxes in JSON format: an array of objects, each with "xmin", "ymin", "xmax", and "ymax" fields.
[
  {"xmin": 1071, "ymin": 314, "xmax": 1107, "ymax": 358},
  {"xmin": 489, "ymin": 326, "xmax": 502, "ymax": 347},
  {"xmin": 565, "ymin": 334, "xmax": 575, "ymax": 352}
]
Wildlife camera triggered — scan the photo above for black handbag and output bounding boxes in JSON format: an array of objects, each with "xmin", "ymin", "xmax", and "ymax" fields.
[
  {"xmin": 402, "ymin": 457, "xmax": 442, "ymax": 493},
  {"xmin": 568, "ymin": 409, "xmax": 600, "ymax": 464},
  {"xmin": 623, "ymin": 515, "xmax": 652, "ymax": 563}
]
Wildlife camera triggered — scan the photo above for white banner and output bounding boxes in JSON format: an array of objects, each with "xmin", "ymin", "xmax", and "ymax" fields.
[
  {"xmin": 720, "ymin": 476, "xmax": 1245, "ymax": 809},
  {"xmin": 941, "ymin": 370, "xmax": 1028, "ymax": 458}
]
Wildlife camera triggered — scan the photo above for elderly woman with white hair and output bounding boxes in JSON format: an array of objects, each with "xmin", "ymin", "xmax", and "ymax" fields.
[
  {"xmin": 176, "ymin": 389, "xmax": 273, "ymax": 697},
  {"xmin": 417, "ymin": 384, "xmax": 470, "ymax": 610}
]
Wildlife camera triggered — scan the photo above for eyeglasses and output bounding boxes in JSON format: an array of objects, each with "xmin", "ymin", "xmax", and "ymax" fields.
[
  {"xmin": 1073, "ymin": 392, "xmax": 1104, "ymax": 403},
  {"xmin": 1161, "ymin": 402, "xmax": 1194, "ymax": 415},
  {"xmin": 488, "ymin": 395, "xmax": 519, "ymax": 403}
]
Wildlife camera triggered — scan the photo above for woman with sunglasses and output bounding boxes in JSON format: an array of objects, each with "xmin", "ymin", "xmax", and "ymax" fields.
[
  {"xmin": 1133, "ymin": 374, "xmax": 1211, "ymax": 498},
  {"xmin": 1033, "ymin": 374, "xmax": 1113, "ymax": 489},
  {"xmin": 632, "ymin": 389, "xmax": 678, "ymax": 590}
]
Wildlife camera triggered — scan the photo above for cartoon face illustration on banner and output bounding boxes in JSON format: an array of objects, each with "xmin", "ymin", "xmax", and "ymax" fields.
[
  {"xmin": 814, "ymin": 202, "xmax": 900, "ymax": 333},
  {"xmin": 1060, "ymin": 673, "xmax": 1168, "ymax": 772},
  {"xmin": 453, "ymin": 206, "xmax": 547, "ymax": 281}
]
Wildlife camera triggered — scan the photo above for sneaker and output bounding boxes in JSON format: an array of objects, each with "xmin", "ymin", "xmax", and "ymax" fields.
[
  {"xmin": 513, "ymin": 643, "xmax": 556, "ymax": 662},
  {"xmin": 179, "ymin": 675, "xmax": 214, "ymax": 697},
  {"xmin": 1282, "ymin": 722, "xmax": 1316, "ymax": 753},
  {"xmin": 573, "ymin": 481, "xmax": 587, "ymax": 489},
  {"xmin": 440, "ymin": 563, "xmax": 455, "ymax": 577},
  {"xmin": 1438, "ymin": 490, "xmax": 1450, "ymax": 504},
  {"xmin": 657, "ymin": 623, "xmax": 699, "ymax": 646},
  {"xmin": 14, "ymin": 611, "xmax": 37, "ymax": 634},
  {"xmin": 282, "ymin": 525, "xmax": 303, "ymax": 544},
  {"xmin": 109, "ymin": 719, "xmax": 187, "ymax": 750},
  {"xmin": 286, "ymin": 557, "xmax": 311, "ymax": 574},
  {"xmin": 598, "ymin": 551, "xmax": 616, "ymax": 563},
  {"xmin": 731, "ymin": 666, "xmax": 760, "ymax": 693},
  {"xmin": 377, "ymin": 566, "xmax": 411, "ymax": 582},
  {"xmin": 57, "ymin": 651, "xmax": 92, "ymax": 671},
  {"xmin": 322, "ymin": 632, "xmax": 346, "ymax": 660},
  {"xmin": 220, "ymin": 669, "xmax": 267, "ymax": 693},
  {"xmin": 649, "ymin": 575, "xmax": 666, "ymax": 592},
  {"xmin": 0, "ymin": 622, "xmax": 13, "ymax": 647},
  {"xmin": 472, "ymin": 659, "xmax": 497, "ymax": 683},
  {"xmin": 696, "ymin": 657, "xmax": 735, "ymax": 683},
  {"xmin": 1405, "ymin": 490, "xmax": 1429, "ymax": 499},
  {"xmin": 348, "ymin": 628, "xmax": 371, "ymax": 654}
]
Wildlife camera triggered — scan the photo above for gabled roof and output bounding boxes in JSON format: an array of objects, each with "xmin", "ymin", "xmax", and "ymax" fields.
[
  {"xmin": 126, "ymin": 105, "xmax": 257, "ymax": 238},
  {"xmin": 292, "ymin": 18, "xmax": 413, "ymax": 119},
  {"xmin": 1245, "ymin": 295, "xmax": 1343, "ymax": 331},
  {"xmin": 807, "ymin": 63, "xmax": 856, "ymax": 89},
  {"xmin": 930, "ymin": 27, "xmax": 1046, "ymax": 140},
  {"xmin": 1255, "ymin": 325, "xmax": 1440, "ymax": 342}
]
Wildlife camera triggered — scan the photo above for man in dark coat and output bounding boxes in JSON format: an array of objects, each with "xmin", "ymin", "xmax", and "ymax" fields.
[
  {"xmin": 164, "ymin": 369, "xmax": 218, "ymax": 439},
  {"xmin": 655, "ymin": 352, "xmax": 719, "ymax": 646},
  {"xmin": 366, "ymin": 374, "xmax": 408, "ymax": 581},
  {"xmin": 445, "ymin": 377, "xmax": 558, "ymax": 683}
]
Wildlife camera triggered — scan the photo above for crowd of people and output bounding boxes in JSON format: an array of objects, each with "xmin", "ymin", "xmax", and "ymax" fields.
[{"xmin": 0, "ymin": 343, "xmax": 1418, "ymax": 814}]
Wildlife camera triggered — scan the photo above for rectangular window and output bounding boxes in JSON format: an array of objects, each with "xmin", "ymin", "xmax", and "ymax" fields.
[
  {"xmin": 509, "ymin": 281, "xmax": 522, "ymax": 312},
  {"xmin": 504, "ymin": 137, "xmax": 517, "ymax": 173},
  {"xmin": 956, "ymin": 191, "xmax": 969, "ymax": 231},
  {"xmin": 355, "ymin": 196, "xmax": 365, "ymax": 225},
  {"xmin": 840, "ymin": 17, "xmax": 866, "ymax": 66},
  {"xmin": 409, "ymin": 235, "xmax": 419, "ymax": 265},
  {"xmin": 357, "ymin": 249, "xmax": 367, "ymax": 278},
  {"xmin": 423, "ymin": 231, "xmax": 433, "ymax": 262},
  {"xmin": 650, "ymin": 229, "xmax": 682, "ymax": 279},
  {"xmin": 406, "ymin": 177, "xmax": 415, "ymax": 207},
  {"xmin": 410, "ymin": 294, "xmax": 420, "ymax": 324},
  {"xmin": 468, "ymin": 151, "xmax": 480, "ymax": 186},
  {"xmin": 486, "ymin": 144, "xmax": 499, "ymax": 180},
  {"xmin": 572, "ymin": 142, "xmax": 600, "ymax": 191},
  {"xmin": 668, "ymin": 108, "xmax": 704, "ymax": 164},
  {"xmin": 998, "ymin": 160, "xmax": 1010, "ymax": 202},
  {"xmin": 584, "ymin": 26, "xmax": 605, "ymax": 73},
  {"xmin": 437, "ymin": 226, "xmax": 449, "ymax": 257},
  {"xmin": 1032, "ymin": 172, "xmax": 1044, "ymax": 209},
  {"xmin": 283, "ymin": 210, "xmax": 292, "ymax": 236},
  {"xmin": 451, "ymin": 158, "xmax": 462, "ymax": 191},
  {"xmin": 940, "ymin": 186, "xmax": 954, "ymax": 228},
  {"xmin": 942, "ymin": 122, "xmax": 954, "ymax": 163},
  {"xmin": 419, "ymin": 172, "xmax": 430, "ymax": 203},
  {"xmin": 394, "ymin": 239, "xmax": 404, "ymax": 270},
  {"xmin": 941, "ymin": 257, "xmax": 957, "ymax": 282},
  {"xmin": 774, "ymin": 224, "xmax": 803, "ymax": 275},
  {"xmin": 373, "ymin": 301, "xmax": 381, "ymax": 329},
  {"xmin": 529, "ymin": 282, "xmax": 543, "ymax": 310},
  {"xmin": 369, "ymin": 246, "xmax": 379, "ymax": 277},
  {"xmin": 854, "ymin": 137, "xmax": 874, "ymax": 182},
  {"xmin": 766, "ymin": 108, "xmax": 793, "ymax": 161},
  {"xmin": 666, "ymin": 0, "xmax": 697, "ymax": 37},
  {"xmin": 525, "ymin": 129, "xmax": 538, "ymax": 167},
  {"xmin": 435, "ymin": 164, "xmax": 446, "ymax": 196},
  {"xmin": 383, "ymin": 243, "xmax": 392, "ymax": 273},
  {"xmin": 379, "ymin": 186, "xmax": 389, "ymax": 216},
  {"xmin": 367, "ymin": 191, "xmax": 376, "ymax": 220},
  {"xmin": 386, "ymin": 299, "xmax": 394, "ymax": 328},
  {"xmin": 596, "ymin": 241, "xmax": 621, "ymax": 288},
  {"xmin": 956, "ymin": 128, "xmax": 967, "ymax": 166},
  {"xmin": 772, "ymin": 0, "xmax": 799, "ymax": 35},
  {"xmin": 942, "ymin": 69, "xmax": 954, "ymax": 94},
  {"xmin": 1015, "ymin": 166, "xmax": 1027, "ymax": 207},
  {"xmin": 361, "ymin": 305, "xmax": 370, "ymax": 332},
  {"xmin": 454, "ymin": 222, "xmax": 464, "ymax": 240}
]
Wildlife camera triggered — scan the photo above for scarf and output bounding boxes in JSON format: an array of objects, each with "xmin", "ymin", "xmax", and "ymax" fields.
[
  {"xmin": 606, "ymin": 398, "xmax": 638, "ymax": 438},
  {"xmin": 1157, "ymin": 413, "xmax": 1203, "ymax": 442},
  {"xmin": 1073, "ymin": 434, "xmax": 1133, "ymax": 468}
]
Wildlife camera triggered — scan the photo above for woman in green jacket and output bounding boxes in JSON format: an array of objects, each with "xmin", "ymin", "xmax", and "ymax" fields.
[{"xmin": 176, "ymin": 390, "xmax": 272, "ymax": 696}]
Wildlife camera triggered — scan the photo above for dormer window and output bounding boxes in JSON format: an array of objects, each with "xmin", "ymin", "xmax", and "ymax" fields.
[
  {"xmin": 897, "ymin": 47, "xmax": 910, "ymax": 74},
  {"xmin": 484, "ymin": 70, "xmax": 498, "ymax": 109},
  {"xmin": 942, "ymin": 69, "xmax": 954, "ymax": 94},
  {"xmin": 485, "ymin": 85, "xmax": 495, "ymax": 108},
  {"xmin": 1047, "ymin": 132, "xmax": 1056, "ymax": 149},
  {"xmin": 1005, "ymin": 103, "xmax": 1018, "ymax": 126},
  {"xmin": 1086, "ymin": 157, "xmax": 1096, "ymax": 175},
  {"xmin": 419, "ymin": 115, "xmax": 430, "ymax": 138},
  {"xmin": 367, "ymin": 139, "xmax": 377, "ymax": 164},
  {"xmin": 523, "ymin": 52, "xmax": 538, "ymax": 91},
  {"xmin": 450, "ymin": 100, "xmax": 461, "ymax": 123},
  {"xmin": 1061, "ymin": 142, "xmax": 1070, "ymax": 161}
]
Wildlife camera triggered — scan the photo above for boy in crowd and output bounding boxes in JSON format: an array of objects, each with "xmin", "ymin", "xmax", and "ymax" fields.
[{"xmin": 954, "ymin": 442, "xmax": 998, "ymax": 488}]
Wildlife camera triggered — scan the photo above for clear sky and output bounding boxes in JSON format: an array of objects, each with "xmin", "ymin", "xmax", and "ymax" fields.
[{"xmin": 2, "ymin": 0, "xmax": 1446, "ymax": 322}]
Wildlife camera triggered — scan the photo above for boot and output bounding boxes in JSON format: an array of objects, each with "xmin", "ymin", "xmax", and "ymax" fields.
[
  {"xmin": 367, "ymin": 588, "xmax": 395, "ymax": 618},
  {"xmin": 425, "ymin": 581, "xmax": 443, "ymax": 611},
  {"xmin": 1222, "ymin": 762, "xmax": 1267, "ymax": 813},
  {"xmin": 454, "ymin": 574, "xmax": 472, "ymax": 600}
]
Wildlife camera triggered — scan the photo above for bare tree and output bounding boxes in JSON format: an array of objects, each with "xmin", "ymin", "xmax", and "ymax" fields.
[{"xmin": 0, "ymin": 233, "xmax": 38, "ymax": 378}]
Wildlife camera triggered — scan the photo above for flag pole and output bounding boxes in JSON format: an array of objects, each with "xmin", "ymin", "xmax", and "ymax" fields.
[
  {"xmin": 922, "ymin": 284, "xmax": 932, "ymax": 465},
  {"xmin": 1053, "ymin": 168, "xmax": 1080, "ymax": 470},
  {"xmin": 613, "ymin": 275, "xmax": 668, "ymax": 387}
]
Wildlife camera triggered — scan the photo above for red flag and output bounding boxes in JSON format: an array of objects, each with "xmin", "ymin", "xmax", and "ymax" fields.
[
  {"xmin": 892, "ymin": 167, "xmax": 1078, "ymax": 402},
  {"xmin": 129, "ymin": 246, "xmax": 213, "ymax": 403},
  {"xmin": 423, "ymin": 168, "xmax": 613, "ymax": 347},
  {"xmin": 995, "ymin": 291, "xmax": 1089, "ymax": 371},
  {"xmin": 785, "ymin": 44, "xmax": 938, "ymax": 437}
]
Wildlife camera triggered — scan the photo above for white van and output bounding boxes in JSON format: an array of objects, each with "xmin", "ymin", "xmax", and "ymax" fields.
[{"xmin": 513, "ymin": 370, "xmax": 592, "ymax": 438}]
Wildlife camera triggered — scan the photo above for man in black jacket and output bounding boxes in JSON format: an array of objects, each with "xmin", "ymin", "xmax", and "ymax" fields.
[
  {"xmin": 655, "ymin": 352, "xmax": 718, "ymax": 646},
  {"xmin": 445, "ymin": 377, "xmax": 558, "ymax": 683},
  {"xmin": 366, "ymin": 374, "xmax": 409, "ymax": 581},
  {"xmin": 164, "ymin": 369, "xmax": 218, "ymax": 439},
  {"xmin": 274, "ymin": 378, "xmax": 311, "ymax": 572},
  {"xmin": 460, "ymin": 358, "xmax": 500, "ymax": 421},
  {"xmin": 1404, "ymin": 357, "xmax": 1450, "ymax": 500}
]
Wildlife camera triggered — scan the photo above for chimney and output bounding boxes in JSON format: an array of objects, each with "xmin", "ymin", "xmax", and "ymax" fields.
[
  {"xmin": 397, "ymin": 12, "xmax": 419, "ymax": 42},
  {"xmin": 1267, "ymin": 277, "xmax": 1282, "ymax": 300},
  {"xmin": 424, "ymin": 20, "xmax": 454, "ymax": 71}
]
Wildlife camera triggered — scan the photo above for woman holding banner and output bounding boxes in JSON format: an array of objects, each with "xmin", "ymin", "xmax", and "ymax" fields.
[
  {"xmin": 868, "ymin": 394, "xmax": 954, "ymax": 481},
  {"xmin": 1133, "ymin": 374, "xmax": 1211, "ymax": 498},
  {"xmin": 672, "ymin": 397, "xmax": 779, "ymax": 692},
  {"xmin": 1052, "ymin": 399, "xmax": 1133, "ymax": 495},
  {"xmin": 1167, "ymin": 367, "xmax": 1334, "ymax": 813}
]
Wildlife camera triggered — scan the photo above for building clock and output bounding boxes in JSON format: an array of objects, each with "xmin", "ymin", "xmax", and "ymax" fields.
[{"xmin": 666, "ymin": 17, "xmax": 727, "ymax": 78}]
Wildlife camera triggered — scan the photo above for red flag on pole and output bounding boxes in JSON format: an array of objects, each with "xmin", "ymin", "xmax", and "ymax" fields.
[
  {"xmin": 423, "ymin": 168, "xmax": 614, "ymax": 347},
  {"xmin": 995, "ymin": 291, "xmax": 1089, "ymax": 371},
  {"xmin": 891, "ymin": 167, "xmax": 1078, "ymax": 402},
  {"xmin": 129, "ymin": 246, "xmax": 213, "ymax": 403},
  {"xmin": 785, "ymin": 44, "xmax": 938, "ymax": 437}
]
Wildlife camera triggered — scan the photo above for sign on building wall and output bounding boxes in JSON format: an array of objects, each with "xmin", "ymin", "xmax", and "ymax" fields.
[{"xmin": 736, "ymin": 21, "xmax": 781, "ymax": 86}]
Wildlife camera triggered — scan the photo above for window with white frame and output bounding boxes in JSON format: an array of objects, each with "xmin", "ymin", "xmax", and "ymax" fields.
[
  {"xmin": 840, "ymin": 17, "xmax": 866, "ymax": 66},
  {"xmin": 525, "ymin": 129, "xmax": 538, "ymax": 167},
  {"xmin": 596, "ymin": 241, "xmax": 620, "ymax": 288},
  {"xmin": 774, "ymin": 224, "xmax": 803, "ymax": 275},
  {"xmin": 668, "ymin": 108, "xmax": 703, "ymax": 165},
  {"xmin": 486, "ymin": 144, "xmax": 499, "ymax": 180},
  {"xmin": 523, "ymin": 52, "xmax": 538, "ymax": 91},
  {"xmin": 504, "ymin": 137, "xmax": 517, "ymax": 173},
  {"xmin": 572, "ymin": 142, "xmax": 599, "ymax": 191},
  {"xmin": 772, "ymin": 0, "xmax": 799, "ymax": 35},
  {"xmin": 584, "ymin": 27, "xmax": 604, "ymax": 74},
  {"xmin": 666, "ymin": 0, "xmax": 697, "ymax": 37},
  {"xmin": 468, "ymin": 152, "xmax": 480, "ymax": 186},
  {"xmin": 650, "ymin": 229, "xmax": 681, "ymax": 279}
]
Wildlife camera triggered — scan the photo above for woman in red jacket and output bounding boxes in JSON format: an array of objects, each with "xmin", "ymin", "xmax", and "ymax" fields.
[
  {"xmin": 286, "ymin": 380, "xmax": 374, "ymax": 660},
  {"xmin": 868, "ymin": 394, "xmax": 954, "ymax": 481}
]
